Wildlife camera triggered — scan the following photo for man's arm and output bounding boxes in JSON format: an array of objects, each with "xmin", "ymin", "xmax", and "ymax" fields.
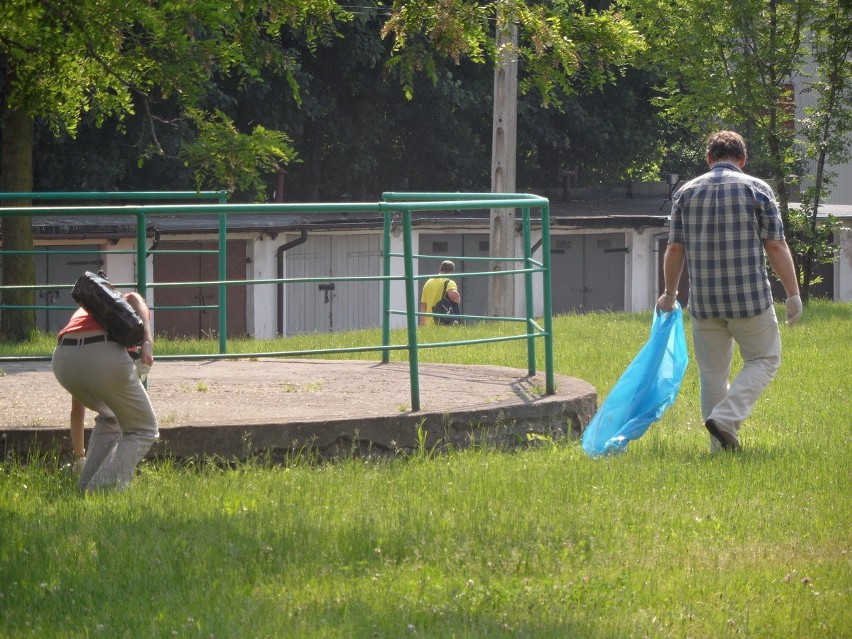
[
  {"xmin": 657, "ymin": 242, "xmax": 685, "ymax": 312},
  {"xmin": 764, "ymin": 239, "xmax": 802, "ymax": 325},
  {"xmin": 125, "ymin": 292, "xmax": 154, "ymax": 365},
  {"xmin": 764, "ymin": 239, "xmax": 799, "ymax": 298},
  {"xmin": 70, "ymin": 398, "xmax": 86, "ymax": 459},
  {"xmin": 446, "ymin": 281, "xmax": 460, "ymax": 304}
]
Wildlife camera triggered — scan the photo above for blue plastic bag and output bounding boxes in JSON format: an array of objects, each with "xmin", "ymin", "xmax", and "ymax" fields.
[{"xmin": 582, "ymin": 305, "xmax": 688, "ymax": 457}]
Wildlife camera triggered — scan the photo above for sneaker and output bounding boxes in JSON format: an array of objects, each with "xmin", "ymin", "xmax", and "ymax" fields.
[{"xmin": 705, "ymin": 418, "xmax": 741, "ymax": 452}]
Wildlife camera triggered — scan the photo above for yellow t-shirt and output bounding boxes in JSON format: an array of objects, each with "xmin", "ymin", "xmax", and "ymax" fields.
[{"xmin": 420, "ymin": 277, "xmax": 458, "ymax": 326}]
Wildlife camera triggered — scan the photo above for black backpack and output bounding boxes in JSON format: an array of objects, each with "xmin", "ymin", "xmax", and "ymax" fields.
[
  {"xmin": 431, "ymin": 279, "xmax": 461, "ymax": 325},
  {"xmin": 71, "ymin": 271, "xmax": 145, "ymax": 347}
]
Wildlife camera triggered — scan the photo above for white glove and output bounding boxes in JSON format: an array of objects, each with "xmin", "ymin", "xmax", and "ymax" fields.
[
  {"xmin": 135, "ymin": 361, "xmax": 151, "ymax": 383},
  {"xmin": 785, "ymin": 294, "xmax": 803, "ymax": 326}
]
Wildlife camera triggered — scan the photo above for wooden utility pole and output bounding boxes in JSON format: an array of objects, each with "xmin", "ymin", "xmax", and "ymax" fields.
[{"xmin": 488, "ymin": 16, "xmax": 518, "ymax": 318}]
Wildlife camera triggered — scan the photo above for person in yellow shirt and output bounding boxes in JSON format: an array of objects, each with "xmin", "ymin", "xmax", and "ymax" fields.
[{"xmin": 420, "ymin": 260, "xmax": 461, "ymax": 326}]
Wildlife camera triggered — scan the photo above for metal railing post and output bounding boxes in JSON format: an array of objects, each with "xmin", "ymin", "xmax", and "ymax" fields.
[
  {"xmin": 401, "ymin": 209, "xmax": 421, "ymax": 411},
  {"xmin": 381, "ymin": 209, "xmax": 392, "ymax": 363},
  {"xmin": 521, "ymin": 206, "xmax": 536, "ymax": 376},
  {"xmin": 217, "ymin": 192, "xmax": 228, "ymax": 353},
  {"xmin": 136, "ymin": 211, "xmax": 147, "ymax": 295},
  {"xmin": 540, "ymin": 203, "xmax": 555, "ymax": 394}
]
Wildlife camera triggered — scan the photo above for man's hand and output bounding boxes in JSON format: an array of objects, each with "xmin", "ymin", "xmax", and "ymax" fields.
[
  {"xmin": 656, "ymin": 291, "xmax": 677, "ymax": 312},
  {"xmin": 785, "ymin": 295, "xmax": 803, "ymax": 326}
]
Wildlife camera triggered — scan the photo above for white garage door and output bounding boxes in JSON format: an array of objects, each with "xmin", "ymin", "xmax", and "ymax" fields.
[
  {"xmin": 284, "ymin": 233, "xmax": 382, "ymax": 335},
  {"xmin": 550, "ymin": 233, "xmax": 626, "ymax": 314}
]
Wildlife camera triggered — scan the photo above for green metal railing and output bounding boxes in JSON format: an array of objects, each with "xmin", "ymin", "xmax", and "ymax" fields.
[
  {"xmin": 1, "ymin": 192, "xmax": 553, "ymax": 410},
  {"xmin": 0, "ymin": 192, "xmax": 227, "ymax": 202},
  {"xmin": 0, "ymin": 190, "xmax": 230, "ymax": 350},
  {"xmin": 380, "ymin": 192, "xmax": 554, "ymax": 406}
]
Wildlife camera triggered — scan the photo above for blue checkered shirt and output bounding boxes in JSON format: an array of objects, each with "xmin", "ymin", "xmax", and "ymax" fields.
[{"xmin": 669, "ymin": 162, "xmax": 786, "ymax": 319}]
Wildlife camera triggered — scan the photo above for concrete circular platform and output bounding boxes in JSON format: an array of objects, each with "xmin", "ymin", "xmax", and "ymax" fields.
[{"xmin": 1, "ymin": 359, "xmax": 596, "ymax": 460}]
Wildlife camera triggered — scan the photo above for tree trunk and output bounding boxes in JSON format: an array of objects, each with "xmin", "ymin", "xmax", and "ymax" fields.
[{"xmin": 1, "ymin": 107, "xmax": 36, "ymax": 341}]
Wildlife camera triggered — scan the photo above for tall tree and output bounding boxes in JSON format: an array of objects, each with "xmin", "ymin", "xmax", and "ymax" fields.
[
  {"xmin": 791, "ymin": 2, "xmax": 851, "ymax": 301},
  {"xmin": 1, "ymin": 0, "xmax": 344, "ymax": 339},
  {"xmin": 2, "ymin": 0, "xmax": 645, "ymax": 339},
  {"xmin": 626, "ymin": 0, "xmax": 810, "ymax": 213},
  {"xmin": 627, "ymin": 0, "xmax": 850, "ymax": 299},
  {"xmin": 0, "ymin": 107, "xmax": 34, "ymax": 339},
  {"xmin": 242, "ymin": 4, "xmax": 496, "ymax": 201},
  {"xmin": 232, "ymin": 2, "xmax": 650, "ymax": 200}
]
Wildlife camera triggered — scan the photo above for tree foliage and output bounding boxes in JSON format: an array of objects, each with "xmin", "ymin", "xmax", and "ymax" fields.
[
  {"xmin": 238, "ymin": 6, "xmax": 496, "ymax": 200},
  {"xmin": 2, "ymin": 0, "xmax": 651, "ymax": 202},
  {"xmin": 792, "ymin": 0, "xmax": 852, "ymax": 300},
  {"xmin": 382, "ymin": 0, "xmax": 644, "ymax": 106},
  {"xmin": 0, "ymin": 0, "xmax": 346, "ymax": 133},
  {"xmin": 626, "ymin": 0, "xmax": 810, "ymax": 210},
  {"xmin": 179, "ymin": 109, "xmax": 297, "ymax": 197},
  {"xmin": 1, "ymin": 0, "xmax": 649, "ymax": 339},
  {"xmin": 627, "ymin": 0, "xmax": 851, "ymax": 301},
  {"xmin": 0, "ymin": 0, "xmax": 347, "ymax": 339}
]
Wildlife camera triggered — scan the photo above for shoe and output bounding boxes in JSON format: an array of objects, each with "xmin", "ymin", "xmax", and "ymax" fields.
[{"xmin": 705, "ymin": 418, "xmax": 741, "ymax": 452}]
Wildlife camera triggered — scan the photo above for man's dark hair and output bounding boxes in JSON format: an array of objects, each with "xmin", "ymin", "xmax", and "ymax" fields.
[{"xmin": 707, "ymin": 130, "xmax": 747, "ymax": 161}]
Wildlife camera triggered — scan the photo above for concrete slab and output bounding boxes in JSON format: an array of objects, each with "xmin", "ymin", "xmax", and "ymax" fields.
[{"xmin": 1, "ymin": 359, "xmax": 596, "ymax": 460}]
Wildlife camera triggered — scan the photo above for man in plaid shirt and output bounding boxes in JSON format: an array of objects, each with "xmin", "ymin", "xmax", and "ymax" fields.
[{"xmin": 657, "ymin": 131, "xmax": 802, "ymax": 452}]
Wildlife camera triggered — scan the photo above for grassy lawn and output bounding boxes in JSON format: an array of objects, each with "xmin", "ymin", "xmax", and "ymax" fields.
[{"xmin": 1, "ymin": 301, "xmax": 850, "ymax": 638}]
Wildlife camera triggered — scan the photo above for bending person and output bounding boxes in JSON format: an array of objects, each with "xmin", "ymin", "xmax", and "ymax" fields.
[{"xmin": 52, "ymin": 283, "xmax": 157, "ymax": 491}]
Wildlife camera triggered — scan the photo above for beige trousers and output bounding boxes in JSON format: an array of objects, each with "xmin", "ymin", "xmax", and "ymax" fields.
[
  {"xmin": 52, "ymin": 337, "xmax": 158, "ymax": 491},
  {"xmin": 691, "ymin": 307, "xmax": 782, "ymax": 450}
]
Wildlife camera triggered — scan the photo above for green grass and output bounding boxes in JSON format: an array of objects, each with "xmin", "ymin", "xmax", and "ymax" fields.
[{"xmin": 1, "ymin": 301, "xmax": 850, "ymax": 638}]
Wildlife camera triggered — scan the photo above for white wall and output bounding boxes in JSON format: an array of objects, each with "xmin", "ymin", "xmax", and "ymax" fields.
[
  {"xmin": 249, "ymin": 230, "xmax": 408, "ymax": 337},
  {"xmin": 246, "ymin": 234, "xmax": 280, "ymax": 339},
  {"xmin": 389, "ymin": 230, "xmax": 409, "ymax": 330},
  {"xmin": 794, "ymin": 57, "xmax": 852, "ymax": 205},
  {"xmin": 625, "ymin": 229, "xmax": 662, "ymax": 312},
  {"xmin": 520, "ymin": 226, "xmax": 659, "ymax": 318},
  {"xmin": 837, "ymin": 227, "xmax": 852, "ymax": 302},
  {"xmin": 524, "ymin": 229, "xmax": 545, "ymax": 319},
  {"xmin": 102, "ymin": 241, "xmax": 136, "ymax": 288}
]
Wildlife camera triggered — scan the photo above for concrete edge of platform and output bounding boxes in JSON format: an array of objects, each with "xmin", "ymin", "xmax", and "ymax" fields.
[{"xmin": 2, "ymin": 390, "xmax": 597, "ymax": 462}]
